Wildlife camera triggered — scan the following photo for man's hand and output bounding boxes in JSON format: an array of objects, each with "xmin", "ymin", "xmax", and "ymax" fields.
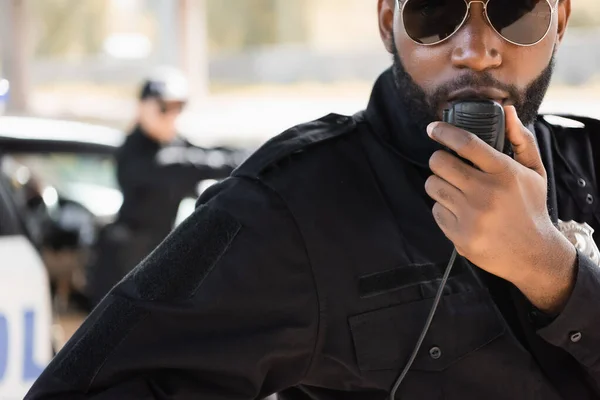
[{"xmin": 425, "ymin": 105, "xmax": 577, "ymax": 313}]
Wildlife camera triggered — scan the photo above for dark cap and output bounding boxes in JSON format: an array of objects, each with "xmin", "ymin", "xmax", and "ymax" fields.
[{"xmin": 139, "ymin": 67, "xmax": 190, "ymax": 102}]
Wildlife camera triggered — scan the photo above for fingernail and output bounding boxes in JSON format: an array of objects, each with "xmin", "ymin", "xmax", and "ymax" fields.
[{"xmin": 427, "ymin": 123, "xmax": 437, "ymax": 138}]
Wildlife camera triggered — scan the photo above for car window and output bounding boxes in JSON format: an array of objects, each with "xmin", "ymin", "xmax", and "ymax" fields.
[
  {"xmin": 8, "ymin": 153, "xmax": 118, "ymax": 189},
  {"xmin": 2, "ymin": 153, "xmax": 122, "ymax": 220}
]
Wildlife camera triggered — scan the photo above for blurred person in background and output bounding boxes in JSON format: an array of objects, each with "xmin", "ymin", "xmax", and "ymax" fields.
[
  {"xmin": 26, "ymin": 1, "xmax": 600, "ymax": 399},
  {"xmin": 85, "ymin": 67, "xmax": 237, "ymax": 308}
]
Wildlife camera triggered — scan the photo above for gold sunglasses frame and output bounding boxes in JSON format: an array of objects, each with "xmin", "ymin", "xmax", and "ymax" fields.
[{"xmin": 395, "ymin": 0, "xmax": 557, "ymax": 47}]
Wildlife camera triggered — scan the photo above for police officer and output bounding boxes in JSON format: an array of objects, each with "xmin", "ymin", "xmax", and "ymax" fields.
[
  {"xmin": 27, "ymin": 1, "xmax": 600, "ymax": 399},
  {"xmin": 86, "ymin": 68, "xmax": 238, "ymax": 307}
]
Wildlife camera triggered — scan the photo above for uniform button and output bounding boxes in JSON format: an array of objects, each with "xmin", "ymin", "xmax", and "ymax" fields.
[
  {"xmin": 528, "ymin": 310, "xmax": 539, "ymax": 323},
  {"xmin": 586, "ymin": 194, "xmax": 594, "ymax": 205},
  {"xmin": 570, "ymin": 332, "xmax": 582, "ymax": 343},
  {"xmin": 578, "ymin": 178, "xmax": 587, "ymax": 188},
  {"xmin": 429, "ymin": 346, "xmax": 442, "ymax": 359}
]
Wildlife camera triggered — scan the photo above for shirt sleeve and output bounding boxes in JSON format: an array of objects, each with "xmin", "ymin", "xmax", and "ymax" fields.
[
  {"xmin": 537, "ymin": 251, "xmax": 600, "ymax": 387},
  {"xmin": 25, "ymin": 177, "xmax": 318, "ymax": 400},
  {"xmin": 154, "ymin": 145, "xmax": 237, "ymax": 181},
  {"xmin": 118, "ymin": 145, "xmax": 235, "ymax": 196}
]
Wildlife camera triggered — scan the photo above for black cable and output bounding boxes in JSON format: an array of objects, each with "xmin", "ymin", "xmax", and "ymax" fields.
[{"xmin": 389, "ymin": 248, "xmax": 459, "ymax": 399}]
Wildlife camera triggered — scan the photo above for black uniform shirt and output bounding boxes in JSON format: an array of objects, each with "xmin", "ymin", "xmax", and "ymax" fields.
[
  {"xmin": 116, "ymin": 125, "xmax": 236, "ymax": 237},
  {"xmin": 26, "ymin": 70, "xmax": 600, "ymax": 399}
]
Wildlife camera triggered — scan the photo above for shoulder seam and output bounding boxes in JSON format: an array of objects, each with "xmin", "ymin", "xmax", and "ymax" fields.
[
  {"xmin": 236, "ymin": 175, "xmax": 324, "ymax": 381},
  {"xmin": 233, "ymin": 113, "xmax": 357, "ymax": 179}
]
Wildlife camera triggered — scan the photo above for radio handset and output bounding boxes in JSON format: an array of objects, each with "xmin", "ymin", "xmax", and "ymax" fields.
[{"xmin": 443, "ymin": 99, "xmax": 512, "ymax": 159}]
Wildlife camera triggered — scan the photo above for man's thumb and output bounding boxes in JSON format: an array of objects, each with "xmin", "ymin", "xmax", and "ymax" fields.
[{"xmin": 505, "ymin": 106, "xmax": 545, "ymax": 177}]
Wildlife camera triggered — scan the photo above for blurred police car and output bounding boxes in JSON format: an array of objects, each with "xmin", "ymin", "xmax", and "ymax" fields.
[
  {"xmin": 0, "ymin": 116, "xmax": 248, "ymax": 311},
  {"xmin": 0, "ymin": 166, "xmax": 53, "ymax": 399},
  {"xmin": 0, "ymin": 116, "xmax": 247, "ymax": 230},
  {"xmin": 0, "ymin": 116, "xmax": 134, "ymax": 397},
  {"xmin": 0, "ymin": 116, "xmax": 126, "ymax": 307},
  {"xmin": 0, "ymin": 116, "xmax": 125, "ymax": 222}
]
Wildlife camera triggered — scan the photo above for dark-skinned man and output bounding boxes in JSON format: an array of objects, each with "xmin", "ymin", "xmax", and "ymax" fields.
[{"xmin": 27, "ymin": 1, "xmax": 600, "ymax": 399}]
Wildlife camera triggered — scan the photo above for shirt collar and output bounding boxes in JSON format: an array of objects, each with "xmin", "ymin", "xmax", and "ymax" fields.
[{"xmin": 364, "ymin": 68, "xmax": 444, "ymax": 170}]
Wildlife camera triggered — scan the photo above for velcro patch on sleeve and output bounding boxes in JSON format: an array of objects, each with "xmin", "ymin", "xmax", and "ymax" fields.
[
  {"xmin": 48, "ymin": 206, "xmax": 241, "ymax": 390},
  {"xmin": 131, "ymin": 204, "xmax": 242, "ymax": 302}
]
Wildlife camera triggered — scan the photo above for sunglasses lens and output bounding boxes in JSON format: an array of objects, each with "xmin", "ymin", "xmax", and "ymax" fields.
[
  {"xmin": 487, "ymin": 0, "xmax": 553, "ymax": 45},
  {"xmin": 402, "ymin": 0, "xmax": 468, "ymax": 45},
  {"xmin": 159, "ymin": 101, "xmax": 186, "ymax": 114}
]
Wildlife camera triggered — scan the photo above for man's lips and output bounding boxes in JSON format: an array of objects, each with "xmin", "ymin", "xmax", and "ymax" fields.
[{"xmin": 447, "ymin": 87, "xmax": 510, "ymax": 104}]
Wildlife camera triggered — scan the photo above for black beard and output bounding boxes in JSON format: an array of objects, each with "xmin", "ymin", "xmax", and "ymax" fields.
[{"xmin": 391, "ymin": 40, "xmax": 555, "ymax": 134}]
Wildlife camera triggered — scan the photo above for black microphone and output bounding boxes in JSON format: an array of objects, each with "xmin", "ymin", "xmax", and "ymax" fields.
[{"xmin": 443, "ymin": 99, "xmax": 512, "ymax": 158}]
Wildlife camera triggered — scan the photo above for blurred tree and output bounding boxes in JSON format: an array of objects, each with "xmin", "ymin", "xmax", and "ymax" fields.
[
  {"xmin": 206, "ymin": 0, "xmax": 277, "ymax": 52},
  {"xmin": 205, "ymin": 0, "xmax": 308, "ymax": 53},
  {"xmin": 570, "ymin": 0, "xmax": 600, "ymax": 27},
  {"xmin": 273, "ymin": 0, "xmax": 308, "ymax": 44},
  {"xmin": 31, "ymin": 0, "xmax": 108, "ymax": 59},
  {"xmin": 1, "ymin": 0, "xmax": 31, "ymax": 113}
]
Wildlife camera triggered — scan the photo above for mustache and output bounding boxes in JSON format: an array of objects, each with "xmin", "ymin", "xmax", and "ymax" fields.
[{"xmin": 429, "ymin": 72, "xmax": 521, "ymax": 107}]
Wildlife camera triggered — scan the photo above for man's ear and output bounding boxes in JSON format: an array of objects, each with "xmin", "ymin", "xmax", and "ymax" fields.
[
  {"xmin": 378, "ymin": 0, "xmax": 395, "ymax": 54},
  {"xmin": 556, "ymin": 0, "xmax": 571, "ymax": 45}
]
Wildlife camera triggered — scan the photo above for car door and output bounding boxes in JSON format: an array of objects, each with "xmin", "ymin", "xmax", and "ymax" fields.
[{"xmin": 0, "ymin": 173, "xmax": 53, "ymax": 399}]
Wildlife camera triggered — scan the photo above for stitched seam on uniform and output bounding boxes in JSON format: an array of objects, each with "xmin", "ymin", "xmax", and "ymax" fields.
[
  {"xmin": 190, "ymin": 221, "xmax": 241, "ymax": 298},
  {"xmin": 50, "ymin": 296, "xmax": 149, "ymax": 391},
  {"xmin": 535, "ymin": 120, "xmax": 560, "ymax": 223},
  {"xmin": 87, "ymin": 299, "xmax": 151, "ymax": 391},
  {"xmin": 359, "ymin": 262, "xmax": 466, "ymax": 298},
  {"xmin": 232, "ymin": 115, "xmax": 356, "ymax": 178},
  {"xmin": 182, "ymin": 205, "xmax": 243, "ymax": 300},
  {"xmin": 264, "ymin": 126, "xmax": 303, "ymax": 170},
  {"xmin": 437, "ymin": 328, "xmax": 506, "ymax": 371},
  {"xmin": 233, "ymin": 126, "xmax": 303, "ymax": 177},
  {"xmin": 361, "ymin": 276, "xmax": 464, "ymax": 299},
  {"xmin": 240, "ymin": 175, "xmax": 322, "ymax": 382}
]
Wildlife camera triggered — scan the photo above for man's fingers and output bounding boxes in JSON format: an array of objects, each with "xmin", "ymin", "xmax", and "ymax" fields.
[
  {"xmin": 432, "ymin": 202, "xmax": 458, "ymax": 239},
  {"xmin": 504, "ymin": 105, "xmax": 546, "ymax": 177},
  {"xmin": 429, "ymin": 150, "xmax": 483, "ymax": 192},
  {"xmin": 427, "ymin": 122, "xmax": 507, "ymax": 174},
  {"xmin": 425, "ymin": 174, "xmax": 466, "ymax": 215}
]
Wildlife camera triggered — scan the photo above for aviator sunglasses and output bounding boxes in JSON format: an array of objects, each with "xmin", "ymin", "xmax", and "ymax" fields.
[
  {"xmin": 158, "ymin": 101, "xmax": 186, "ymax": 115},
  {"xmin": 396, "ymin": 0, "xmax": 557, "ymax": 46}
]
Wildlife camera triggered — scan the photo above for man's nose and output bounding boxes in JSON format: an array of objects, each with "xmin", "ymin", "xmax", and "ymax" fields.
[{"xmin": 450, "ymin": 3, "xmax": 503, "ymax": 72}]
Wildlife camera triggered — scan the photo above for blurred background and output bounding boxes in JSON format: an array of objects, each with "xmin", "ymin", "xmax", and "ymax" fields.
[
  {"xmin": 1, "ymin": 0, "xmax": 599, "ymax": 144},
  {"xmin": 0, "ymin": 1, "xmax": 598, "ymax": 398}
]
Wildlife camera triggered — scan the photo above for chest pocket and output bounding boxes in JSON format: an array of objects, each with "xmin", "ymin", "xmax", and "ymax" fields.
[{"xmin": 349, "ymin": 289, "xmax": 506, "ymax": 372}]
